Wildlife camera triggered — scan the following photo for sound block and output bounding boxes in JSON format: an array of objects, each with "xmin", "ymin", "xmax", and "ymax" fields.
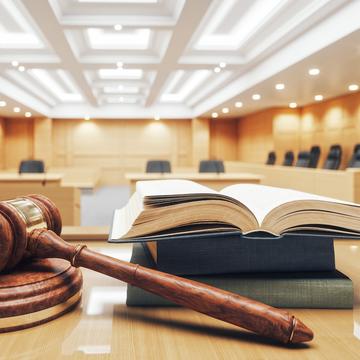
[{"xmin": 0, "ymin": 258, "xmax": 82, "ymax": 333}]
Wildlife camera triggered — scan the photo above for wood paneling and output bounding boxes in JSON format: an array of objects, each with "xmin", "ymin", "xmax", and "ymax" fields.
[
  {"xmin": 192, "ymin": 118, "xmax": 209, "ymax": 166},
  {"xmin": 210, "ymin": 119, "xmax": 238, "ymax": 161},
  {"xmin": 4, "ymin": 118, "xmax": 33, "ymax": 169},
  {"xmin": 33, "ymin": 117, "xmax": 53, "ymax": 168},
  {"xmin": 0, "ymin": 118, "xmax": 5, "ymax": 169},
  {"xmin": 52, "ymin": 119, "xmax": 193, "ymax": 184}
]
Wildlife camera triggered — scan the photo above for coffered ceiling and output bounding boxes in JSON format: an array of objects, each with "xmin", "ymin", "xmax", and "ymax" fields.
[{"xmin": 0, "ymin": 0, "xmax": 359, "ymax": 119}]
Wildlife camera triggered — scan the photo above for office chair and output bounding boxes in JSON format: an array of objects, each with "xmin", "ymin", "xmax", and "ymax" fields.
[
  {"xmin": 282, "ymin": 151, "xmax": 294, "ymax": 166},
  {"xmin": 309, "ymin": 146, "xmax": 321, "ymax": 168},
  {"xmin": 348, "ymin": 144, "xmax": 360, "ymax": 168},
  {"xmin": 145, "ymin": 160, "xmax": 171, "ymax": 173},
  {"xmin": 18, "ymin": 160, "xmax": 45, "ymax": 174},
  {"xmin": 323, "ymin": 145, "xmax": 342, "ymax": 170},
  {"xmin": 266, "ymin": 151, "xmax": 276, "ymax": 165},
  {"xmin": 295, "ymin": 151, "xmax": 311, "ymax": 168},
  {"xmin": 199, "ymin": 160, "xmax": 225, "ymax": 173}
]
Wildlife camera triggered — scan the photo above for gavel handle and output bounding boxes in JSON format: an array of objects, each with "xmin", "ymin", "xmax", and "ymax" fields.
[{"xmin": 29, "ymin": 230, "xmax": 313, "ymax": 344}]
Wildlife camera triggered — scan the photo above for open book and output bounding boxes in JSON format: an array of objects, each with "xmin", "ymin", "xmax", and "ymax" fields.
[{"xmin": 110, "ymin": 179, "xmax": 360, "ymax": 240}]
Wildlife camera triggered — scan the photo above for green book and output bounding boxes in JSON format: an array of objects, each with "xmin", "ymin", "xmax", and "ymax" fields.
[{"xmin": 126, "ymin": 244, "xmax": 353, "ymax": 309}]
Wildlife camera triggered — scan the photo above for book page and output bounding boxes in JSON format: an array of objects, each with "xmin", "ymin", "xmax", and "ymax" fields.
[
  {"xmin": 136, "ymin": 179, "xmax": 218, "ymax": 198},
  {"xmin": 220, "ymin": 184, "xmax": 360, "ymax": 225}
]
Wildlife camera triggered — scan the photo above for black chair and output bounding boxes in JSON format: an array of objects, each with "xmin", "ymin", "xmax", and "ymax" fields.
[
  {"xmin": 19, "ymin": 160, "xmax": 45, "ymax": 174},
  {"xmin": 282, "ymin": 151, "xmax": 294, "ymax": 166},
  {"xmin": 146, "ymin": 160, "xmax": 171, "ymax": 173},
  {"xmin": 266, "ymin": 151, "xmax": 276, "ymax": 165},
  {"xmin": 348, "ymin": 144, "xmax": 360, "ymax": 168},
  {"xmin": 295, "ymin": 151, "xmax": 311, "ymax": 168},
  {"xmin": 199, "ymin": 160, "xmax": 225, "ymax": 173},
  {"xmin": 323, "ymin": 145, "xmax": 342, "ymax": 170},
  {"xmin": 309, "ymin": 146, "xmax": 321, "ymax": 168}
]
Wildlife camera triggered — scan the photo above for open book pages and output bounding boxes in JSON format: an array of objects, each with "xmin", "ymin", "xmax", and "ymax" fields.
[{"xmin": 110, "ymin": 179, "xmax": 360, "ymax": 240}]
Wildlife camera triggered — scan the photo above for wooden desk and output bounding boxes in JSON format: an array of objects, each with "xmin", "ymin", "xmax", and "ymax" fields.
[
  {"xmin": 125, "ymin": 172, "xmax": 263, "ymax": 192},
  {"xmin": 226, "ymin": 161, "xmax": 360, "ymax": 203},
  {"xmin": 1, "ymin": 228, "xmax": 360, "ymax": 359}
]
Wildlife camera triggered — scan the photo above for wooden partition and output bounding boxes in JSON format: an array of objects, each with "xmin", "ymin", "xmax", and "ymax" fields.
[{"xmin": 226, "ymin": 161, "xmax": 360, "ymax": 203}]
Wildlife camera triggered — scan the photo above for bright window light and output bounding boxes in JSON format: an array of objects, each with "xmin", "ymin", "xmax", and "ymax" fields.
[
  {"xmin": 30, "ymin": 69, "xmax": 83, "ymax": 102},
  {"xmin": 86, "ymin": 28, "xmax": 151, "ymax": 50},
  {"xmin": 195, "ymin": 0, "xmax": 285, "ymax": 50},
  {"xmin": 98, "ymin": 68, "xmax": 143, "ymax": 80}
]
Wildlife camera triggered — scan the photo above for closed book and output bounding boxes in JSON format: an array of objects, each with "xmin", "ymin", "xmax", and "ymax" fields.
[
  {"xmin": 144, "ymin": 232, "xmax": 335, "ymax": 275},
  {"xmin": 126, "ymin": 244, "xmax": 353, "ymax": 309}
]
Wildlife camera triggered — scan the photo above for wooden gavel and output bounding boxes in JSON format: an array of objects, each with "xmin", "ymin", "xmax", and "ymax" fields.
[{"xmin": 0, "ymin": 195, "xmax": 313, "ymax": 344}]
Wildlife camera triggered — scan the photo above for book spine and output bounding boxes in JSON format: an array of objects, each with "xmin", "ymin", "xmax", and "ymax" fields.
[
  {"xmin": 155, "ymin": 234, "xmax": 335, "ymax": 275},
  {"xmin": 126, "ymin": 277, "xmax": 353, "ymax": 309}
]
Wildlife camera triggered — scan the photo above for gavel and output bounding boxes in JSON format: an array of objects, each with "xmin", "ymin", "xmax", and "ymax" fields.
[{"xmin": 0, "ymin": 195, "xmax": 313, "ymax": 344}]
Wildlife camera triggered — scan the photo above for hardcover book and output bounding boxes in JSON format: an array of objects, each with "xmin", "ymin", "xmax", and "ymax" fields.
[{"xmin": 126, "ymin": 244, "xmax": 353, "ymax": 309}]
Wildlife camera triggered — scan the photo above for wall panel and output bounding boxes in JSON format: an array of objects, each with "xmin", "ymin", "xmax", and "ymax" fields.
[{"xmin": 210, "ymin": 119, "xmax": 238, "ymax": 161}]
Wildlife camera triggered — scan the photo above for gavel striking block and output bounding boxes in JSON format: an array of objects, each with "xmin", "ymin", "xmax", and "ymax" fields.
[{"xmin": 0, "ymin": 195, "xmax": 313, "ymax": 344}]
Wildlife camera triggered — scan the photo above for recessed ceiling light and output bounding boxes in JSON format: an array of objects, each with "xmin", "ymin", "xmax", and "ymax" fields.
[
  {"xmin": 25, "ymin": 112, "xmax": 32, "ymax": 118},
  {"xmin": 116, "ymin": 61, "xmax": 123, "ymax": 68},
  {"xmin": 214, "ymin": 67, "xmax": 221, "ymax": 73},
  {"xmin": 222, "ymin": 107, "xmax": 229, "ymax": 114},
  {"xmin": 289, "ymin": 102, "xmax": 297, "ymax": 108},
  {"xmin": 114, "ymin": 24, "xmax": 123, "ymax": 31},
  {"xmin": 308, "ymin": 68, "xmax": 320, "ymax": 76},
  {"xmin": 235, "ymin": 101, "xmax": 243, "ymax": 108},
  {"xmin": 11, "ymin": 60, "xmax": 19, "ymax": 67},
  {"xmin": 348, "ymin": 84, "xmax": 359, "ymax": 91},
  {"xmin": 211, "ymin": 112, "xmax": 218, "ymax": 118},
  {"xmin": 252, "ymin": 94, "xmax": 261, "ymax": 100},
  {"xmin": 18, "ymin": 65, "xmax": 25, "ymax": 72},
  {"xmin": 314, "ymin": 94, "xmax": 323, "ymax": 101},
  {"xmin": 219, "ymin": 62, "xmax": 226, "ymax": 68},
  {"xmin": 275, "ymin": 83, "xmax": 285, "ymax": 90},
  {"xmin": 119, "ymin": 96, "xmax": 124, "ymax": 102},
  {"xmin": 154, "ymin": 115, "xmax": 160, "ymax": 121},
  {"xmin": 84, "ymin": 116, "xmax": 90, "ymax": 121},
  {"xmin": 0, "ymin": 100, "xmax": 6, "ymax": 107},
  {"xmin": 13, "ymin": 107, "xmax": 20, "ymax": 113}
]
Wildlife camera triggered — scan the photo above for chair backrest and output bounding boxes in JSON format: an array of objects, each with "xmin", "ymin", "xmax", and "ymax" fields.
[
  {"xmin": 282, "ymin": 151, "xmax": 294, "ymax": 166},
  {"xmin": 19, "ymin": 160, "xmax": 45, "ymax": 174},
  {"xmin": 146, "ymin": 160, "xmax": 171, "ymax": 173},
  {"xmin": 309, "ymin": 145, "xmax": 321, "ymax": 168},
  {"xmin": 323, "ymin": 145, "xmax": 342, "ymax": 170},
  {"xmin": 199, "ymin": 160, "xmax": 225, "ymax": 173},
  {"xmin": 266, "ymin": 151, "xmax": 276, "ymax": 165},
  {"xmin": 347, "ymin": 144, "xmax": 360, "ymax": 168},
  {"xmin": 295, "ymin": 151, "xmax": 311, "ymax": 168}
]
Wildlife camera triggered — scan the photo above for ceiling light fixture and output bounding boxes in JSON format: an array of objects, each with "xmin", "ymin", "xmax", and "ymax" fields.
[
  {"xmin": 0, "ymin": 100, "xmax": 6, "ymax": 107},
  {"xmin": 211, "ymin": 112, "xmax": 218, "ymax": 118},
  {"xmin": 11, "ymin": 60, "xmax": 19, "ymax": 67},
  {"xmin": 252, "ymin": 94, "xmax": 261, "ymax": 100},
  {"xmin": 154, "ymin": 115, "xmax": 160, "ymax": 121},
  {"xmin": 235, "ymin": 101, "xmax": 243, "ymax": 108},
  {"xmin": 214, "ymin": 67, "xmax": 221, "ymax": 73},
  {"xmin": 219, "ymin": 62, "xmax": 226, "ymax": 68},
  {"xmin": 314, "ymin": 94, "xmax": 323, "ymax": 101},
  {"xmin": 114, "ymin": 24, "xmax": 123, "ymax": 31},
  {"xmin": 25, "ymin": 112, "xmax": 32, "ymax": 118},
  {"xmin": 289, "ymin": 102, "xmax": 297, "ymax": 108},
  {"xmin": 18, "ymin": 65, "xmax": 25, "ymax": 72},
  {"xmin": 116, "ymin": 61, "xmax": 123, "ymax": 68},
  {"xmin": 13, "ymin": 107, "xmax": 20, "ymax": 113},
  {"xmin": 222, "ymin": 107, "xmax": 229, "ymax": 114},
  {"xmin": 275, "ymin": 83, "xmax": 285, "ymax": 90},
  {"xmin": 84, "ymin": 116, "xmax": 90, "ymax": 121},
  {"xmin": 348, "ymin": 84, "xmax": 359, "ymax": 91},
  {"xmin": 308, "ymin": 68, "xmax": 320, "ymax": 76}
]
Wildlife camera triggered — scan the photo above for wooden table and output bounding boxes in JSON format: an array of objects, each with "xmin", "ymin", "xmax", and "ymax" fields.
[
  {"xmin": 125, "ymin": 172, "xmax": 263, "ymax": 192},
  {"xmin": 1, "ymin": 229, "xmax": 360, "ymax": 359}
]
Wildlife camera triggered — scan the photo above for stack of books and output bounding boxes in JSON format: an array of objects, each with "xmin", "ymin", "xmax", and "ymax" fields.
[{"xmin": 109, "ymin": 180, "xmax": 355, "ymax": 308}]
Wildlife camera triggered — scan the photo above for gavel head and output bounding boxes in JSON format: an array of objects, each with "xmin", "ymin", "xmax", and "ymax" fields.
[{"xmin": 0, "ymin": 195, "xmax": 62, "ymax": 272}]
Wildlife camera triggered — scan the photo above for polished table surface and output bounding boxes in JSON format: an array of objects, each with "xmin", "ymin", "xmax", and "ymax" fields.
[{"xmin": 1, "ymin": 238, "xmax": 360, "ymax": 359}]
